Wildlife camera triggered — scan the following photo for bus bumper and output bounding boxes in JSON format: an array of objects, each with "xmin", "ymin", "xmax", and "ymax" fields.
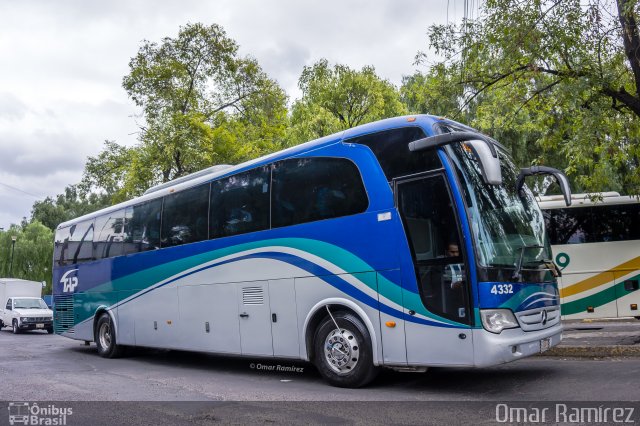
[{"xmin": 472, "ymin": 322, "xmax": 563, "ymax": 367}]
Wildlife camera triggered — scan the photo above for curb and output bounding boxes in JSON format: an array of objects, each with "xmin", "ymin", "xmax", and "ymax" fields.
[{"xmin": 540, "ymin": 345, "xmax": 640, "ymax": 358}]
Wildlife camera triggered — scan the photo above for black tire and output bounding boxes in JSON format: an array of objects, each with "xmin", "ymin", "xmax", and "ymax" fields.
[
  {"xmin": 46, "ymin": 328, "xmax": 54, "ymax": 334},
  {"xmin": 95, "ymin": 313, "xmax": 124, "ymax": 358},
  {"xmin": 313, "ymin": 311, "xmax": 379, "ymax": 388},
  {"xmin": 12, "ymin": 320, "xmax": 20, "ymax": 334}
]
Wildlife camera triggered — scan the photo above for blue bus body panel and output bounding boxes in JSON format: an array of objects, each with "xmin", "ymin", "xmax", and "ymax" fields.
[{"xmin": 477, "ymin": 282, "xmax": 560, "ymax": 311}]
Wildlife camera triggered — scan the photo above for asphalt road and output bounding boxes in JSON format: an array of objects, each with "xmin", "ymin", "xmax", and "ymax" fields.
[{"xmin": 1, "ymin": 330, "xmax": 639, "ymax": 425}]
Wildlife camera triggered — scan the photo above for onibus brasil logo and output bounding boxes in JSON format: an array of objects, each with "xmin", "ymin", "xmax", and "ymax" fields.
[
  {"xmin": 8, "ymin": 402, "xmax": 73, "ymax": 425},
  {"xmin": 60, "ymin": 269, "xmax": 79, "ymax": 293}
]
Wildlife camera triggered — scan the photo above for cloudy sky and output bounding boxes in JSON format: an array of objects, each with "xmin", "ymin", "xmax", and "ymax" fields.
[{"xmin": 0, "ymin": 0, "xmax": 472, "ymax": 230}]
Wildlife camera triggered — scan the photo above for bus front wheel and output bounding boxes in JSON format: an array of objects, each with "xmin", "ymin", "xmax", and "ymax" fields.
[
  {"xmin": 95, "ymin": 314, "xmax": 124, "ymax": 358},
  {"xmin": 313, "ymin": 311, "xmax": 379, "ymax": 388}
]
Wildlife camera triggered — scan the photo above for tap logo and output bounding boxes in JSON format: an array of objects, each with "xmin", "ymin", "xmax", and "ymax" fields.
[{"xmin": 60, "ymin": 269, "xmax": 79, "ymax": 293}]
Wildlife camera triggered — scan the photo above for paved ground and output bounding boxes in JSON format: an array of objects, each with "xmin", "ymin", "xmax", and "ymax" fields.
[
  {"xmin": 1, "ymin": 323, "xmax": 639, "ymax": 424},
  {"xmin": 545, "ymin": 318, "xmax": 640, "ymax": 357}
]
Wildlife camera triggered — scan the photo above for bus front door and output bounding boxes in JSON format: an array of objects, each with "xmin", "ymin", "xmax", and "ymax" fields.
[{"xmin": 396, "ymin": 173, "xmax": 474, "ymax": 366}]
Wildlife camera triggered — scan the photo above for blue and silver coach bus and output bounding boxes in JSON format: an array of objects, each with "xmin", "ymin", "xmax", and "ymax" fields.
[{"xmin": 53, "ymin": 115, "xmax": 571, "ymax": 387}]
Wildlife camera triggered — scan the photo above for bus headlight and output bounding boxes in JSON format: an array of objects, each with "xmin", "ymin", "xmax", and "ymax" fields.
[{"xmin": 480, "ymin": 309, "xmax": 519, "ymax": 334}]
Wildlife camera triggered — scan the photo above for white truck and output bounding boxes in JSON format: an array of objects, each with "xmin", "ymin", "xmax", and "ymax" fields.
[{"xmin": 0, "ymin": 278, "xmax": 53, "ymax": 334}]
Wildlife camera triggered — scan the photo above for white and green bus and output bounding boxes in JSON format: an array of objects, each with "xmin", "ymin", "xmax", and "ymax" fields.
[{"xmin": 540, "ymin": 192, "xmax": 640, "ymax": 320}]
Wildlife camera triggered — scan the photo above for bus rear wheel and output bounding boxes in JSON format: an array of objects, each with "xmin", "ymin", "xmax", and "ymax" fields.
[
  {"xmin": 313, "ymin": 311, "xmax": 378, "ymax": 388},
  {"xmin": 95, "ymin": 313, "xmax": 124, "ymax": 358}
]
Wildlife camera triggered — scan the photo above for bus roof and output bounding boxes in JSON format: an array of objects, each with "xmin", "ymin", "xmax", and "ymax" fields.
[
  {"xmin": 537, "ymin": 192, "xmax": 640, "ymax": 209},
  {"xmin": 56, "ymin": 114, "xmax": 468, "ymax": 230}
]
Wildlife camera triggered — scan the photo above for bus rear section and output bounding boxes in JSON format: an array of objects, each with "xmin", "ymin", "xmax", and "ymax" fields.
[{"xmin": 541, "ymin": 193, "xmax": 640, "ymax": 320}]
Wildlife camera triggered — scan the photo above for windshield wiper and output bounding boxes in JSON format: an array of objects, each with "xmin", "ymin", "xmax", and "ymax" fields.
[{"xmin": 512, "ymin": 245, "xmax": 544, "ymax": 281}]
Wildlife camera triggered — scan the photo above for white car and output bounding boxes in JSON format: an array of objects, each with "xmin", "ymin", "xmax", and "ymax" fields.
[{"xmin": 1, "ymin": 297, "xmax": 53, "ymax": 334}]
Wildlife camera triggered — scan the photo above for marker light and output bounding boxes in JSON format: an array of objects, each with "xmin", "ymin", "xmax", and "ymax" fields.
[
  {"xmin": 406, "ymin": 117, "xmax": 416, "ymax": 122},
  {"xmin": 385, "ymin": 321, "xmax": 396, "ymax": 328},
  {"xmin": 480, "ymin": 309, "xmax": 519, "ymax": 334}
]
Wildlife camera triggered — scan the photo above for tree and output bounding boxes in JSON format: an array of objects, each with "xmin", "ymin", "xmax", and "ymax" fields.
[
  {"xmin": 80, "ymin": 140, "xmax": 133, "ymax": 202},
  {"xmin": 409, "ymin": 0, "xmax": 640, "ymax": 194},
  {"xmin": 0, "ymin": 222, "xmax": 54, "ymax": 294},
  {"xmin": 87, "ymin": 23, "xmax": 289, "ymax": 200},
  {"xmin": 288, "ymin": 59, "xmax": 408, "ymax": 144},
  {"xmin": 31, "ymin": 184, "xmax": 111, "ymax": 231}
]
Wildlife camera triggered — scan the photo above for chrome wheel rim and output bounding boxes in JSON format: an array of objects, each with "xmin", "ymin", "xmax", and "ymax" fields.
[
  {"xmin": 324, "ymin": 328, "xmax": 359, "ymax": 375},
  {"xmin": 99, "ymin": 322, "xmax": 112, "ymax": 349}
]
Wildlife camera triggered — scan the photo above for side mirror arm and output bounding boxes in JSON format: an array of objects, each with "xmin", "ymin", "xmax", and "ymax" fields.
[{"xmin": 516, "ymin": 166, "xmax": 572, "ymax": 206}]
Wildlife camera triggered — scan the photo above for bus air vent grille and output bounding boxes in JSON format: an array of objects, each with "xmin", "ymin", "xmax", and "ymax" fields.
[
  {"xmin": 53, "ymin": 294, "xmax": 75, "ymax": 334},
  {"xmin": 242, "ymin": 287, "xmax": 264, "ymax": 305}
]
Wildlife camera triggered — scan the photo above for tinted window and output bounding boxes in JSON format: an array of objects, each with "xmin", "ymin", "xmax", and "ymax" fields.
[
  {"xmin": 543, "ymin": 207, "xmax": 590, "ymax": 244},
  {"xmin": 54, "ymin": 226, "xmax": 71, "ymax": 266},
  {"xmin": 66, "ymin": 220, "xmax": 94, "ymax": 264},
  {"xmin": 592, "ymin": 204, "xmax": 640, "ymax": 242},
  {"xmin": 122, "ymin": 206, "xmax": 135, "ymax": 254},
  {"xmin": 544, "ymin": 203, "xmax": 640, "ymax": 244},
  {"xmin": 210, "ymin": 167, "xmax": 270, "ymax": 238},
  {"xmin": 272, "ymin": 157, "xmax": 368, "ymax": 228},
  {"xmin": 346, "ymin": 127, "xmax": 441, "ymax": 180},
  {"xmin": 162, "ymin": 184, "xmax": 210, "ymax": 248},
  {"xmin": 126, "ymin": 198, "xmax": 162, "ymax": 253},
  {"xmin": 94, "ymin": 210, "xmax": 125, "ymax": 259}
]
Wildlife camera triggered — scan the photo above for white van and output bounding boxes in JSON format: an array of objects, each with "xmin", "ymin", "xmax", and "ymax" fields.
[{"xmin": 0, "ymin": 278, "xmax": 53, "ymax": 334}]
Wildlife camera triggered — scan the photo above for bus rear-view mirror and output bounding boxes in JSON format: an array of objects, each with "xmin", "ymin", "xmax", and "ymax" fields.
[
  {"xmin": 464, "ymin": 139, "xmax": 502, "ymax": 186},
  {"xmin": 516, "ymin": 166, "xmax": 572, "ymax": 206},
  {"xmin": 407, "ymin": 132, "xmax": 502, "ymax": 186}
]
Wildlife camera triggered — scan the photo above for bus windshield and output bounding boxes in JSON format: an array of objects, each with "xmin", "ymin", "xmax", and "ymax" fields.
[{"xmin": 449, "ymin": 143, "xmax": 551, "ymax": 269}]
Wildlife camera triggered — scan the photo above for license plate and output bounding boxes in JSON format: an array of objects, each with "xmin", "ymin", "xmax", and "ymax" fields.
[
  {"xmin": 36, "ymin": 324, "xmax": 44, "ymax": 329},
  {"xmin": 540, "ymin": 337, "xmax": 551, "ymax": 353}
]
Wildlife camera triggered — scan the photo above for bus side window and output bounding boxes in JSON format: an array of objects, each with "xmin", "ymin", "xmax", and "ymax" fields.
[
  {"xmin": 546, "ymin": 207, "xmax": 591, "ymax": 245},
  {"xmin": 592, "ymin": 204, "xmax": 640, "ymax": 242},
  {"xmin": 161, "ymin": 183, "xmax": 210, "ymax": 248},
  {"xmin": 66, "ymin": 220, "xmax": 94, "ymax": 264},
  {"xmin": 271, "ymin": 157, "xmax": 368, "ymax": 228},
  {"xmin": 210, "ymin": 166, "xmax": 270, "ymax": 239},
  {"xmin": 128, "ymin": 198, "xmax": 162, "ymax": 252},
  {"xmin": 94, "ymin": 210, "xmax": 124, "ymax": 260},
  {"xmin": 54, "ymin": 226, "xmax": 71, "ymax": 266},
  {"xmin": 346, "ymin": 127, "xmax": 442, "ymax": 181}
]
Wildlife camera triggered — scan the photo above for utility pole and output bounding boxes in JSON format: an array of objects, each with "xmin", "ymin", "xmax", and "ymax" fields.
[{"xmin": 9, "ymin": 235, "xmax": 16, "ymax": 277}]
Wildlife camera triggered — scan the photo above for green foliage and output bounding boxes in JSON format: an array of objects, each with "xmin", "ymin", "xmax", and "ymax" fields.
[
  {"xmin": 31, "ymin": 185, "xmax": 111, "ymax": 231},
  {"xmin": 407, "ymin": 0, "xmax": 640, "ymax": 194},
  {"xmin": 0, "ymin": 222, "xmax": 53, "ymax": 294},
  {"xmin": 84, "ymin": 23, "xmax": 289, "ymax": 201},
  {"xmin": 288, "ymin": 59, "xmax": 408, "ymax": 144}
]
